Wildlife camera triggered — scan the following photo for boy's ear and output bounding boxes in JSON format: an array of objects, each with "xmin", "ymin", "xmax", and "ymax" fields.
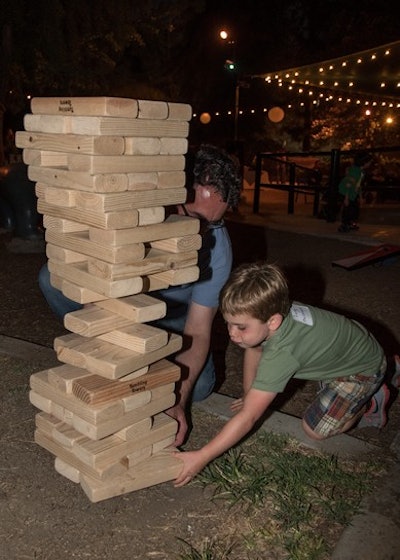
[{"xmin": 267, "ymin": 313, "xmax": 283, "ymax": 331}]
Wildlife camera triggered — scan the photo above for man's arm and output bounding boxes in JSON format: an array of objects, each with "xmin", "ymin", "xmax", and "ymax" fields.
[
  {"xmin": 167, "ymin": 301, "xmax": 217, "ymax": 446},
  {"xmin": 174, "ymin": 388, "xmax": 277, "ymax": 486}
]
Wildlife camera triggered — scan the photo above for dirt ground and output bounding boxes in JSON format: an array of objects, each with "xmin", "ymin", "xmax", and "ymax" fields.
[{"xmin": 1, "ymin": 211, "xmax": 399, "ymax": 559}]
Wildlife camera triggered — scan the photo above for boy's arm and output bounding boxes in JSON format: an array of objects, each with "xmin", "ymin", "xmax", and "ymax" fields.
[{"xmin": 174, "ymin": 388, "xmax": 277, "ymax": 487}]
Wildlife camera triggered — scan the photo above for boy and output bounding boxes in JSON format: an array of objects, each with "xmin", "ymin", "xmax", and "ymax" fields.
[{"xmin": 174, "ymin": 261, "xmax": 389, "ymax": 487}]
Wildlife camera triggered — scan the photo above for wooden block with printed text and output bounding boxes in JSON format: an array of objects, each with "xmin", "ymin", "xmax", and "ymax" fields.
[{"xmin": 71, "ymin": 359, "xmax": 179, "ymax": 405}]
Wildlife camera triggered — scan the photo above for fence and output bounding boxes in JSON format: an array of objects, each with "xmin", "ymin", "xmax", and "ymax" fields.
[{"xmin": 252, "ymin": 147, "xmax": 400, "ymax": 220}]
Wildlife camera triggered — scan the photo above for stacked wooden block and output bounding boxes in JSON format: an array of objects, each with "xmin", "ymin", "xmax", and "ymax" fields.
[{"xmin": 16, "ymin": 97, "xmax": 200, "ymax": 502}]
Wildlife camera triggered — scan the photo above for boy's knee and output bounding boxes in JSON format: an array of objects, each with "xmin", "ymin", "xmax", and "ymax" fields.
[{"xmin": 301, "ymin": 418, "xmax": 328, "ymax": 441}]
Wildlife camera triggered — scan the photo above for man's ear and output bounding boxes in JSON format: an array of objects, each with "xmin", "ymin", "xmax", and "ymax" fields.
[
  {"xmin": 267, "ymin": 313, "xmax": 283, "ymax": 331},
  {"xmin": 200, "ymin": 186, "xmax": 211, "ymax": 199}
]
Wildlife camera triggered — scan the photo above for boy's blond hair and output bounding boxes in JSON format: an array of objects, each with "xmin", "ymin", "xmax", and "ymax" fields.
[{"xmin": 220, "ymin": 262, "xmax": 291, "ymax": 322}]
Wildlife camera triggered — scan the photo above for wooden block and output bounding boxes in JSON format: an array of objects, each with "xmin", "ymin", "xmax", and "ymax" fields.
[
  {"xmin": 73, "ymin": 412, "xmax": 177, "ymax": 468},
  {"xmin": 16, "ymin": 130, "xmax": 125, "ymax": 155},
  {"xmin": 54, "ymin": 332, "xmax": 182, "ymax": 379},
  {"xmin": 150, "ymin": 234, "xmax": 202, "ymax": 253},
  {"xmin": 43, "ymin": 216, "xmax": 88, "ymax": 233},
  {"xmin": 45, "ymin": 229, "xmax": 146, "ymax": 264},
  {"xmin": 157, "ymin": 170, "xmax": 186, "ymax": 189},
  {"xmin": 72, "ymin": 359, "xmax": 179, "ymax": 405},
  {"xmin": 30, "ymin": 370, "xmax": 125, "ymax": 424},
  {"xmin": 137, "ymin": 207, "xmax": 165, "ymax": 226},
  {"xmin": 167, "ymin": 102, "xmax": 192, "ymax": 121},
  {"xmin": 47, "ymin": 363, "xmax": 93, "ymax": 393},
  {"xmin": 69, "ymin": 116, "xmax": 190, "ymax": 137},
  {"xmin": 54, "ymin": 457, "xmax": 81, "ymax": 483},
  {"xmin": 23, "ymin": 148, "xmax": 68, "ymax": 167},
  {"xmin": 88, "ymin": 215, "xmax": 200, "ymax": 246},
  {"xmin": 41, "ymin": 184, "xmax": 77, "ymax": 207},
  {"xmin": 29, "ymin": 165, "xmax": 129, "ymax": 192},
  {"xmin": 75, "ymin": 187, "xmax": 186, "ymax": 213},
  {"xmin": 152, "ymin": 266, "xmax": 200, "ymax": 286},
  {"xmin": 60, "ymin": 279, "xmax": 108, "ymax": 304},
  {"xmin": 160, "ymin": 137, "xmax": 188, "ymax": 155},
  {"xmin": 79, "ymin": 448, "xmax": 182, "ymax": 502},
  {"xmin": 87, "ymin": 249, "xmax": 198, "ymax": 281},
  {"xmin": 136, "ymin": 99, "xmax": 169, "ymax": 120},
  {"xmin": 29, "ymin": 391, "xmax": 52, "ymax": 413},
  {"xmin": 48, "ymin": 260, "xmax": 143, "ymax": 299},
  {"xmin": 125, "ymin": 446, "xmax": 152, "ymax": 467},
  {"xmin": 152, "ymin": 435, "xmax": 175, "ymax": 454},
  {"xmin": 116, "ymin": 416, "xmax": 152, "ymax": 441},
  {"xmin": 123, "ymin": 137, "xmax": 161, "ymax": 155},
  {"xmin": 36, "ymin": 412, "xmax": 85, "ymax": 448},
  {"xmin": 30, "ymin": 96, "xmax": 140, "ymax": 117},
  {"xmin": 121, "ymin": 390, "xmax": 152, "ymax": 412},
  {"xmin": 64, "ymin": 305, "xmax": 136, "ymax": 337},
  {"xmin": 46, "ymin": 244, "xmax": 87, "ymax": 264},
  {"xmin": 67, "ymin": 153, "xmax": 185, "ymax": 174},
  {"xmin": 35, "ymin": 429, "xmax": 127, "ymax": 481},
  {"xmin": 126, "ymin": 172, "xmax": 158, "ymax": 191},
  {"xmin": 24, "ymin": 113, "xmax": 72, "ymax": 133},
  {"xmin": 38, "ymin": 200, "xmax": 139, "ymax": 230},
  {"xmin": 94, "ymin": 293, "xmax": 166, "ymax": 322},
  {"xmin": 98, "ymin": 323, "xmax": 168, "ymax": 353}
]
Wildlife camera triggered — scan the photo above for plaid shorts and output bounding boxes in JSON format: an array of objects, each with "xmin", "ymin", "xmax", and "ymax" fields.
[{"xmin": 303, "ymin": 356, "xmax": 387, "ymax": 437}]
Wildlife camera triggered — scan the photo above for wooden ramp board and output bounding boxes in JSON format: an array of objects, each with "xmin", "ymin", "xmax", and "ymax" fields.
[
  {"xmin": 80, "ymin": 447, "xmax": 182, "ymax": 502},
  {"xmin": 53, "ymin": 332, "xmax": 182, "ymax": 379},
  {"xmin": 332, "ymin": 244, "xmax": 400, "ymax": 270}
]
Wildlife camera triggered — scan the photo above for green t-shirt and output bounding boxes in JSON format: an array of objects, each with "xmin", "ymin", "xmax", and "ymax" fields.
[
  {"xmin": 338, "ymin": 165, "xmax": 364, "ymax": 201},
  {"xmin": 252, "ymin": 303, "xmax": 384, "ymax": 394}
]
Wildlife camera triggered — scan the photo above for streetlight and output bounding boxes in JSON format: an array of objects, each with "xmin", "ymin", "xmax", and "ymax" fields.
[{"xmin": 219, "ymin": 29, "xmax": 240, "ymax": 141}]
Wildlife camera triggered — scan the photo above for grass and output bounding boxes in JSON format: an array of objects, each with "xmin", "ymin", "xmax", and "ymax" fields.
[{"xmin": 178, "ymin": 430, "xmax": 386, "ymax": 560}]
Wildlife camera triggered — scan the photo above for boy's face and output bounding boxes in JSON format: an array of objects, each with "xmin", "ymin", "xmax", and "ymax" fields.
[{"xmin": 223, "ymin": 313, "xmax": 272, "ymax": 348}]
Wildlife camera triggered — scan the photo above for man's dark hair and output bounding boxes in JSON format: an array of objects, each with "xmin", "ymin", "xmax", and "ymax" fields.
[{"xmin": 192, "ymin": 144, "xmax": 242, "ymax": 208}]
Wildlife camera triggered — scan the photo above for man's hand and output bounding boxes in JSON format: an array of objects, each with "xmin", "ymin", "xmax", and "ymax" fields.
[
  {"xmin": 166, "ymin": 404, "xmax": 188, "ymax": 447},
  {"xmin": 173, "ymin": 450, "xmax": 209, "ymax": 487}
]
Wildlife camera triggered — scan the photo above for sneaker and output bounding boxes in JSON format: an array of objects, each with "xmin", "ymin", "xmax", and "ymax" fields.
[
  {"xmin": 390, "ymin": 355, "xmax": 400, "ymax": 389},
  {"xmin": 357, "ymin": 383, "xmax": 391, "ymax": 429}
]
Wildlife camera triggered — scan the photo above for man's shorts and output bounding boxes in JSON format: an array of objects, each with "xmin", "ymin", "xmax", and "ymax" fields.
[{"xmin": 303, "ymin": 357, "xmax": 387, "ymax": 438}]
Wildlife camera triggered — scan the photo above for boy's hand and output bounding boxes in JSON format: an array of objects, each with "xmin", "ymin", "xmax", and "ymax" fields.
[
  {"xmin": 173, "ymin": 450, "xmax": 209, "ymax": 487},
  {"xmin": 230, "ymin": 397, "xmax": 244, "ymax": 413}
]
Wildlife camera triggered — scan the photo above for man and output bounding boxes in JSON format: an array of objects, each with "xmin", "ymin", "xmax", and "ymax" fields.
[{"xmin": 38, "ymin": 144, "xmax": 242, "ymax": 445}]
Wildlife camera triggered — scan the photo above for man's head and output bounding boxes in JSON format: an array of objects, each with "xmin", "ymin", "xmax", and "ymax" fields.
[
  {"xmin": 220, "ymin": 262, "xmax": 291, "ymax": 322},
  {"xmin": 184, "ymin": 144, "xmax": 241, "ymax": 224}
]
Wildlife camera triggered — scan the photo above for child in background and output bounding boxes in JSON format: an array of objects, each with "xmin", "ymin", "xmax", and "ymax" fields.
[
  {"xmin": 174, "ymin": 261, "xmax": 392, "ymax": 487},
  {"xmin": 338, "ymin": 152, "xmax": 372, "ymax": 233}
]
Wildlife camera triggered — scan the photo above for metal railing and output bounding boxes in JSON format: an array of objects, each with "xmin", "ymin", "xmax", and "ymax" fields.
[{"xmin": 252, "ymin": 147, "xmax": 400, "ymax": 220}]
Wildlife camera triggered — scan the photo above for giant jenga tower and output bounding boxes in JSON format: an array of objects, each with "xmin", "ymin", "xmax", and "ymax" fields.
[{"xmin": 16, "ymin": 97, "xmax": 200, "ymax": 502}]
